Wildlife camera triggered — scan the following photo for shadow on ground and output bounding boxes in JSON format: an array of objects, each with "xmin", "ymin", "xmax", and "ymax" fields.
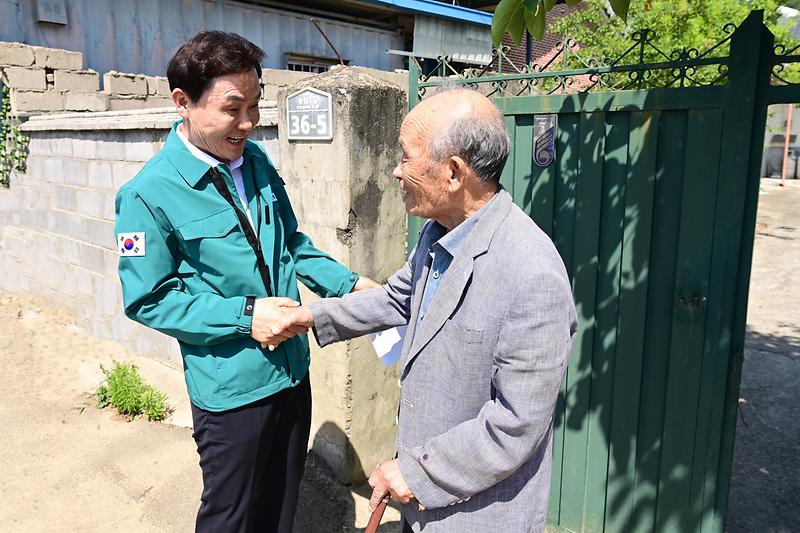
[
  {"xmin": 726, "ymin": 329, "xmax": 800, "ymax": 533},
  {"xmin": 296, "ymin": 452, "xmax": 401, "ymax": 533}
]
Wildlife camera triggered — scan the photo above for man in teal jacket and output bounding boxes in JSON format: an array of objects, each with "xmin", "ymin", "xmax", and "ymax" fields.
[{"xmin": 115, "ymin": 31, "xmax": 375, "ymax": 533}]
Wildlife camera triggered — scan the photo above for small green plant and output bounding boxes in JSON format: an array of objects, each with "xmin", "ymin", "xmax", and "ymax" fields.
[
  {"xmin": 141, "ymin": 386, "xmax": 169, "ymax": 422},
  {"xmin": 0, "ymin": 84, "xmax": 29, "ymax": 187},
  {"xmin": 95, "ymin": 361, "xmax": 170, "ymax": 422}
]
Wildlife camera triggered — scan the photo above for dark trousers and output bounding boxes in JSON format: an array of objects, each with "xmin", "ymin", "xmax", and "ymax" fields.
[{"xmin": 190, "ymin": 377, "xmax": 312, "ymax": 533}]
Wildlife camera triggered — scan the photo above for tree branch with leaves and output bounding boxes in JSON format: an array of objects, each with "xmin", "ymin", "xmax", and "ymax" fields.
[{"xmin": 491, "ymin": 0, "xmax": 631, "ymax": 45}]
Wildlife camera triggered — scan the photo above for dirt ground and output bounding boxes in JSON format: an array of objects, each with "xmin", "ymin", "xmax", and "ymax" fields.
[
  {"xmin": 0, "ymin": 298, "xmax": 400, "ymax": 532},
  {"xmin": 0, "ymin": 180, "xmax": 796, "ymax": 533}
]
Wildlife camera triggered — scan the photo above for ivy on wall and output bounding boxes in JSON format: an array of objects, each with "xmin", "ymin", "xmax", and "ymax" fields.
[{"xmin": 0, "ymin": 85, "xmax": 29, "ymax": 187}]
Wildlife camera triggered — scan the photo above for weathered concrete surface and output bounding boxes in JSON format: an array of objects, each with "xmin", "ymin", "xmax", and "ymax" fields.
[
  {"xmin": 0, "ymin": 293, "xmax": 401, "ymax": 532},
  {"xmin": 262, "ymin": 66, "xmax": 408, "ymax": 102},
  {"xmin": 278, "ymin": 66, "xmax": 407, "ymax": 484},
  {"xmin": 18, "ymin": 101, "xmax": 279, "ymax": 132},
  {"xmin": 726, "ymin": 179, "xmax": 800, "ymax": 533},
  {"xmin": 1, "ymin": 66, "xmax": 47, "ymax": 90},
  {"xmin": 54, "ymin": 69, "xmax": 100, "ymax": 91}
]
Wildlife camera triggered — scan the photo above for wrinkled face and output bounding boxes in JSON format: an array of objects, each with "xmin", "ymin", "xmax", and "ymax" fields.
[
  {"xmin": 180, "ymin": 69, "xmax": 261, "ymax": 163},
  {"xmin": 392, "ymin": 111, "xmax": 450, "ymax": 219}
]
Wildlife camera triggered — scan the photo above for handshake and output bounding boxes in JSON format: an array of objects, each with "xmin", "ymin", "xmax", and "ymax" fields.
[
  {"xmin": 249, "ymin": 277, "xmax": 380, "ymax": 350},
  {"xmin": 249, "ymin": 297, "xmax": 315, "ymax": 351}
]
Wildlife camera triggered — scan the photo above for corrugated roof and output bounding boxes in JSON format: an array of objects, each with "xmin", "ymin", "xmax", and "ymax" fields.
[{"xmin": 359, "ymin": 0, "xmax": 492, "ymax": 26}]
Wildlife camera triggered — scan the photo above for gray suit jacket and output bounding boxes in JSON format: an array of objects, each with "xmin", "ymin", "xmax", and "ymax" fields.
[{"xmin": 311, "ymin": 190, "xmax": 578, "ymax": 533}]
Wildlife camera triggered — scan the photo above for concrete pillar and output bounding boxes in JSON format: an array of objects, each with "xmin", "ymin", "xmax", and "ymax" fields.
[{"xmin": 277, "ymin": 66, "xmax": 407, "ymax": 483}]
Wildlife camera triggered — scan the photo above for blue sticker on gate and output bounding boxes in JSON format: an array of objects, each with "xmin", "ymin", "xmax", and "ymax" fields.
[{"xmin": 533, "ymin": 114, "xmax": 557, "ymax": 167}]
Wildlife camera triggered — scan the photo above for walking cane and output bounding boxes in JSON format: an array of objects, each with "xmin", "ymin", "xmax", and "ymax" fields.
[{"xmin": 365, "ymin": 495, "xmax": 390, "ymax": 533}]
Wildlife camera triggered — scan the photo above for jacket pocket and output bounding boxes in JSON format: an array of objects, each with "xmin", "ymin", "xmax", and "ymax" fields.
[
  {"xmin": 444, "ymin": 318, "xmax": 484, "ymax": 344},
  {"xmin": 174, "ymin": 208, "xmax": 252, "ymax": 289},
  {"xmin": 177, "ymin": 208, "xmax": 239, "ymax": 241}
]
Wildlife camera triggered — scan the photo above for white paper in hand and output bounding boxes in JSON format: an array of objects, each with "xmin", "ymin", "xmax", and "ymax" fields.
[{"xmin": 370, "ymin": 326, "xmax": 407, "ymax": 365}]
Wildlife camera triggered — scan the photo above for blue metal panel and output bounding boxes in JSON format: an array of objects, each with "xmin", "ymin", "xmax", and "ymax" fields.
[
  {"xmin": 0, "ymin": 0, "xmax": 404, "ymax": 77},
  {"xmin": 360, "ymin": 0, "xmax": 492, "ymax": 26}
]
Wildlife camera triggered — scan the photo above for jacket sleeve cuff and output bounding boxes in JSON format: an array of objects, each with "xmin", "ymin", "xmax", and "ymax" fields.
[
  {"xmin": 398, "ymin": 446, "xmax": 460, "ymax": 509},
  {"xmin": 309, "ymin": 299, "xmax": 339, "ymax": 347},
  {"xmin": 235, "ymin": 296, "xmax": 254, "ymax": 335},
  {"xmin": 338, "ymin": 271, "xmax": 359, "ymax": 296}
]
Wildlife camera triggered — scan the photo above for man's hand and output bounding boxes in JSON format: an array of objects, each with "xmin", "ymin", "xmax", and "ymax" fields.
[
  {"xmin": 250, "ymin": 297, "xmax": 308, "ymax": 351},
  {"xmin": 352, "ymin": 275, "xmax": 381, "ymax": 292},
  {"xmin": 281, "ymin": 305, "xmax": 314, "ymax": 330},
  {"xmin": 368, "ymin": 459, "xmax": 416, "ymax": 512}
]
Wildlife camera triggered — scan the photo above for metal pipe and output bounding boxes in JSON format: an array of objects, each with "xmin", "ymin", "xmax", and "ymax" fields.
[
  {"xmin": 526, "ymin": 31, "xmax": 532, "ymax": 65},
  {"xmin": 310, "ymin": 18, "xmax": 346, "ymax": 66},
  {"xmin": 781, "ymin": 103, "xmax": 793, "ymax": 187}
]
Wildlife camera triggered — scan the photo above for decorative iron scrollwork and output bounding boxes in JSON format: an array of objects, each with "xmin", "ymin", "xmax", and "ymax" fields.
[
  {"xmin": 413, "ymin": 21, "xmax": 748, "ymax": 98},
  {"xmin": 771, "ymin": 41, "xmax": 800, "ymax": 86}
]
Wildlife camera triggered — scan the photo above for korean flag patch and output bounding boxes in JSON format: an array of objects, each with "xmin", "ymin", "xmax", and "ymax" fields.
[{"xmin": 118, "ymin": 232, "xmax": 146, "ymax": 256}]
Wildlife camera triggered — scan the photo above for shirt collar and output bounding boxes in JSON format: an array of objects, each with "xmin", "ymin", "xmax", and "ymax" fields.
[
  {"xmin": 434, "ymin": 192, "xmax": 499, "ymax": 258},
  {"xmin": 164, "ymin": 120, "xmax": 247, "ymax": 187}
]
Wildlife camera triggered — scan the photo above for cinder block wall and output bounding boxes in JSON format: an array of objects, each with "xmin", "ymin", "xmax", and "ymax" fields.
[
  {"xmin": 0, "ymin": 108, "xmax": 280, "ymax": 361},
  {"xmin": 0, "ymin": 127, "xmax": 171, "ymax": 355},
  {"xmin": 1, "ymin": 41, "xmax": 409, "ymax": 115},
  {"xmin": 0, "ymin": 41, "xmax": 410, "ymax": 482},
  {"xmin": 0, "ymin": 41, "xmax": 177, "ymax": 113}
]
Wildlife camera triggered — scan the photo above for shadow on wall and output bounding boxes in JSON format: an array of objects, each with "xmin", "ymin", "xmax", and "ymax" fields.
[{"xmin": 295, "ymin": 421, "xmax": 401, "ymax": 533}]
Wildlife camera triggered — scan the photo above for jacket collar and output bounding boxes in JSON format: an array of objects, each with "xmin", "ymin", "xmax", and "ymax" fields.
[
  {"xmin": 163, "ymin": 120, "xmax": 268, "ymax": 187},
  {"xmin": 401, "ymin": 188, "xmax": 513, "ymax": 372},
  {"xmin": 452, "ymin": 187, "xmax": 510, "ymax": 261}
]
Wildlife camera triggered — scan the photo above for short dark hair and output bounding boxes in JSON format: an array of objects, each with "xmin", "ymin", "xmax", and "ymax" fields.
[{"xmin": 167, "ymin": 31, "xmax": 265, "ymax": 102}]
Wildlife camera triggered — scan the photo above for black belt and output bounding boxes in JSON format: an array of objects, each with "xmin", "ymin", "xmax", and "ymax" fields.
[{"xmin": 208, "ymin": 167, "xmax": 273, "ymax": 297}]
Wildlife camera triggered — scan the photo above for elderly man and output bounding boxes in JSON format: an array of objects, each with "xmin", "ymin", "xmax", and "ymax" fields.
[
  {"xmin": 282, "ymin": 89, "xmax": 578, "ymax": 532},
  {"xmin": 115, "ymin": 31, "xmax": 376, "ymax": 532}
]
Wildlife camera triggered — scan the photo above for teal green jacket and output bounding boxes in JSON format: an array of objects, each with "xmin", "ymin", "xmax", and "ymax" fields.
[{"xmin": 115, "ymin": 122, "xmax": 357, "ymax": 411}]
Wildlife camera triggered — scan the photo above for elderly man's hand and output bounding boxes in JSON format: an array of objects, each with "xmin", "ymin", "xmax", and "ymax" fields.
[
  {"xmin": 250, "ymin": 297, "xmax": 308, "ymax": 350},
  {"xmin": 277, "ymin": 305, "xmax": 315, "ymax": 331},
  {"xmin": 368, "ymin": 459, "xmax": 418, "ymax": 512}
]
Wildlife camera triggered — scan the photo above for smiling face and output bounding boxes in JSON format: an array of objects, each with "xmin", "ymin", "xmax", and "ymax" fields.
[
  {"xmin": 392, "ymin": 108, "xmax": 452, "ymax": 221},
  {"xmin": 174, "ymin": 68, "xmax": 261, "ymax": 163},
  {"xmin": 393, "ymin": 90, "xmax": 505, "ymax": 229}
]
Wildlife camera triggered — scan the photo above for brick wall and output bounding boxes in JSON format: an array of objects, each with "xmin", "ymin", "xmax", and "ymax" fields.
[{"xmin": 496, "ymin": 4, "xmax": 580, "ymax": 72}]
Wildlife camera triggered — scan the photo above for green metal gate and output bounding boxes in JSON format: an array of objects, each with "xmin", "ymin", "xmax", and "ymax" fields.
[{"xmin": 407, "ymin": 10, "xmax": 800, "ymax": 533}]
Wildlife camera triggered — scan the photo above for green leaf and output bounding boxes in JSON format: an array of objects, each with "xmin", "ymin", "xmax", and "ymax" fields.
[
  {"xmin": 544, "ymin": 0, "xmax": 557, "ymax": 10},
  {"xmin": 492, "ymin": 0, "xmax": 525, "ymax": 47},
  {"xmin": 565, "ymin": 0, "xmax": 583, "ymax": 6},
  {"xmin": 608, "ymin": 0, "xmax": 630, "ymax": 21},
  {"xmin": 507, "ymin": 4, "xmax": 527, "ymax": 45},
  {"xmin": 526, "ymin": 1, "xmax": 547, "ymax": 40}
]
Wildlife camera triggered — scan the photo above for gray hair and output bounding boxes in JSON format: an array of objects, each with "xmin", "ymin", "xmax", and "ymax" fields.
[{"xmin": 427, "ymin": 89, "xmax": 511, "ymax": 183}]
